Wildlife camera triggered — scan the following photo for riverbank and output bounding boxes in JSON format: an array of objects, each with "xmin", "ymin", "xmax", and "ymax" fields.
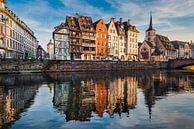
[{"xmin": 0, "ymin": 59, "xmax": 169, "ymax": 74}]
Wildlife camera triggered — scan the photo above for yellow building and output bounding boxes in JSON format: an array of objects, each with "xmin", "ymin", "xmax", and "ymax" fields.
[
  {"xmin": 124, "ymin": 19, "xmax": 139, "ymax": 61},
  {"xmin": 0, "ymin": 0, "xmax": 38, "ymax": 59}
]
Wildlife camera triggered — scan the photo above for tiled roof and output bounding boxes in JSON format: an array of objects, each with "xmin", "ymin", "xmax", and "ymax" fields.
[
  {"xmin": 53, "ymin": 22, "xmax": 69, "ymax": 33},
  {"xmin": 77, "ymin": 15, "xmax": 95, "ymax": 32},
  {"xmin": 93, "ymin": 19, "xmax": 102, "ymax": 29},
  {"xmin": 156, "ymin": 34, "xmax": 175, "ymax": 50},
  {"xmin": 115, "ymin": 21, "xmax": 125, "ymax": 36},
  {"xmin": 171, "ymin": 41, "xmax": 185, "ymax": 49},
  {"xmin": 123, "ymin": 22, "xmax": 139, "ymax": 33},
  {"xmin": 66, "ymin": 16, "xmax": 80, "ymax": 31}
]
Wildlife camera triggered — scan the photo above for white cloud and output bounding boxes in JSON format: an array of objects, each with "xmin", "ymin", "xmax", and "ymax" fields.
[{"xmin": 8, "ymin": 0, "xmax": 194, "ymax": 50}]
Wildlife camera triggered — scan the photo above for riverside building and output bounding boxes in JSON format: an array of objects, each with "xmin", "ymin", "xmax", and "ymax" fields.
[
  {"xmin": 107, "ymin": 18, "xmax": 119, "ymax": 60},
  {"xmin": 53, "ymin": 23, "xmax": 71, "ymax": 60},
  {"xmin": 0, "ymin": 0, "xmax": 38, "ymax": 59},
  {"xmin": 94, "ymin": 19, "xmax": 108, "ymax": 60},
  {"xmin": 123, "ymin": 19, "xmax": 139, "ymax": 61}
]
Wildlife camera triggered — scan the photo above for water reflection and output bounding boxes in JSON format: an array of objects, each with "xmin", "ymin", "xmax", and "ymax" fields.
[
  {"xmin": 0, "ymin": 78, "xmax": 39, "ymax": 128},
  {"xmin": 51, "ymin": 70, "xmax": 194, "ymax": 122},
  {"xmin": 0, "ymin": 70, "xmax": 194, "ymax": 128}
]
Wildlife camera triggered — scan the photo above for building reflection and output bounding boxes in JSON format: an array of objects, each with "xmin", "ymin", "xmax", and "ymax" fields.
[
  {"xmin": 52, "ymin": 70, "xmax": 194, "ymax": 122},
  {"xmin": 108, "ymin": 77, "xmax": 137, "ymax": 117},
  {"xmin": 53, "ymin": 74, "xmax": 138, "ymax": 121},
  {"xmin": 0, "ymin": 70, "xmax": 192, "ymax": 127},
  {"xmin": 95, "ymin": 80, "xmax": 107, "ymax": 117},
  {"xmin": 0, "ymin": 84, "xmax": 38, "ymax": 128}
]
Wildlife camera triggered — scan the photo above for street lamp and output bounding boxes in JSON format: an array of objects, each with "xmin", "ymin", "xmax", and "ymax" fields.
[{"xmin": 1, "ymin": 15, "xmax": 8, "ymax": 58}]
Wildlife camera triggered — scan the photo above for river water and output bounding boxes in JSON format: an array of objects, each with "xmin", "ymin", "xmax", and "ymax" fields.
[{"xmin": 0, "ymin": 70, "xmax": 194, "ymax": 129}]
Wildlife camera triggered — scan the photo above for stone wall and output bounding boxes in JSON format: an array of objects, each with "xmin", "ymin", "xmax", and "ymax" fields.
[{"xmin": 0, "ymin": 59, "xmax": 168, "ymax": 73}]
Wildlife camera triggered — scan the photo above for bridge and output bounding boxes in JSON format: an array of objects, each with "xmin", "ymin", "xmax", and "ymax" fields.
[{"xmin": 168, "ymin": 59, "xmax": 194, "ymax": 69}]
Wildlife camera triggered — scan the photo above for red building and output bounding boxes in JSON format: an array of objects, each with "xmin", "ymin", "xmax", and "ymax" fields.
[
  {"xmin": 94, "ymin": 19, "xmax": 108, "ymax": 60},
  {"xmin": 95, "ymin": 81, "xmax": 107, "ymax": 117}
]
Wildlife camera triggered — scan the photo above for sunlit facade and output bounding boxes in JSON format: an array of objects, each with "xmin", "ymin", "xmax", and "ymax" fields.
[{"xmin": 0, "ymin": 0, "xmax": 38, "ymax": 59}]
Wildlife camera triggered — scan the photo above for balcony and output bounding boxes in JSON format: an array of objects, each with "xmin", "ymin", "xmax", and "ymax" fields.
[
  {"xmin": 82, "ymin": 50, "xmax": 96, "ymax": 54},
  {"xmin": 71, "ymin": 49, "xmax": 82, "ymax": 53},
  {"xmin": 71, "ymin": 42, "xmax": 82, "ymax": 46},
  {"xmin": 82, "ymin": 35, "xmax": 95, "ymax": 40},
  {"xmin": 70, "ymin": 34, "xmax": 81, "ymax": 38}
]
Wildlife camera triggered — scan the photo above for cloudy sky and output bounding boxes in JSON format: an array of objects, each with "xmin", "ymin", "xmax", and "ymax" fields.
[{"xmin": 7, "ymin": 0, "xmax": 194, "ymax": 50}]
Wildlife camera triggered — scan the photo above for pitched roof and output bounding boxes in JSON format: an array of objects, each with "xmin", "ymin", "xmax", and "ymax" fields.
[
  {"xmin": 171, "ymin": 41, "xmax": 185, "ymax": 49},
  {"xmin": 53, "ymin": 22, "xmax": 69, "ymax": 33},
  {"xmin": 93, "ymin": 19, "xmax": 102, "ymax": 29},
  {"xmin": 77, "ymin": 15, "xmax": 95, "ymax": 32},
  {"xmin": 123, "ymin": 21, "xmax": 139, "ymax": 33},
  {"xmin": 156, "ymin": 34, "xmax": 175, "ymax": 50},
  {"xmin": 115, "ymin": 21, "xmax": 125, "ymax": 36},
  {"xmin": 143, "ymin": 40, "xmax": 154, "ymax": 48},
  {"xmin": 66, "ymin": 16, "xmax": 80, "ymax": 31}
]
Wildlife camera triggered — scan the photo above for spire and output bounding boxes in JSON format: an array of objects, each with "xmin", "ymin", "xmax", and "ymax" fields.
[
  {"xmin": 149, "ymin": 11, "xmax": 153, "ymax": 29},
  {"xmin": 147, "ymin": 11, "xmax": 154, "ymax": 31}
]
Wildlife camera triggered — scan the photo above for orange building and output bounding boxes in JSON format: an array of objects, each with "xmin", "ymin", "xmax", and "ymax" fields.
[
  {"xmin": 95, "ymin": 81, "xmax": 107, "ymax": 117},
  {"xmin": 94, "ymin": 19, "xmax": 108, "ymax": 60}
]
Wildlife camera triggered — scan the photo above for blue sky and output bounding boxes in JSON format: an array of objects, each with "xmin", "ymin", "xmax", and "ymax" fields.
[{"xmin": 7, "ymin": 0, "xmax": 194, "ymax": 50}]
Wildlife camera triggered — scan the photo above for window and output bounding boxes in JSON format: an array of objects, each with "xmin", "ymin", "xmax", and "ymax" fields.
[{"xmin": 108, "ymin": 35, "xmax": 111, "ymax": 40}]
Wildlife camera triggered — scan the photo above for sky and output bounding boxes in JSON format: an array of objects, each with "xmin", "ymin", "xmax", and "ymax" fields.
[{"xmin": 7, "ymin": 0, "xmax": 194, "ymax": 50}]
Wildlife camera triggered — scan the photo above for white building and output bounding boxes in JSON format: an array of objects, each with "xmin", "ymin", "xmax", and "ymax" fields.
[
  {"xmin": 53, "ymin": 23, "xmax": 70, "ymax": 60},
  {"xmin": 107, "ymin": 18, "xmax": 119, "ymax": 60},
  {"xmin": 0, "ymin": 0, "xmax": 38, "ymax": 59},
  {"xmin": 115, "ymin": 18, "xmax": 126, "ymax": 61}
]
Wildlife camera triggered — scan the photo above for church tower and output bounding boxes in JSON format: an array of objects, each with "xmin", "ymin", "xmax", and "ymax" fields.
[
  {"xmin": 0, "ymin": 0, "xmax": 6, "ymax": 9},
  {"xmin": 145, "ymin": 12, "xmax": 156, "ymax": 46}
]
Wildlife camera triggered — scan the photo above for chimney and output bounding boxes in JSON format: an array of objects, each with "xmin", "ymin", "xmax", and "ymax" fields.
[
  {"xmin": 128, "ymin": 19, "xmax": 131, "ymax": 25},
  {"xmin": 110, "ymin": 17, "xmax": 115, "ymax": 22},
  {"xmin": 120, "ymin": 18, "xmax": 122, "ymax": 23}
]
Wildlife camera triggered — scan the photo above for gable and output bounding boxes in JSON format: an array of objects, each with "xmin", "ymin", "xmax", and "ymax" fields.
[
  {"xmin": 139, "ymin": 41, "xmax": 152, "ymax": 50},
  {"xmin": 108, "ymin": 21, "xmax": 118, "ymax": 35}
]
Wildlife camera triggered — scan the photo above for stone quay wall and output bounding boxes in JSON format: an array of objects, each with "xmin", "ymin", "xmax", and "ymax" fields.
[{"xmin": 0, "ymin": 59, "xmax": 168, "ymax": 73}]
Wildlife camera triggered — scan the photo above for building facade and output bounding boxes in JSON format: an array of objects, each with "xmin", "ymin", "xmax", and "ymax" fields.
[
  {"xmin": 36, "ymin": 45, "xmax": 48, "ymax": 59},
  {"xmin": 47, "ymin": 40, "xmax": 54, "ymax": 60},
  {"xmin": 76, "ymin": 14, "xmax": 96, "ymax": 60},
  {"xmin": 123, "ymin": 19, "xmax": 139, "ymax": 61},
  {"xmin": 107, "ymin": 18, "xmax": 119, "ymax": 60},
  {"xmin": 94, "ymin": 19, "xmax": 108, "ymax": 60},
  {"xmin": 115, "ymin": 18, "xmax": 126, "ymax": 61},
  {"xmin": 0, "ymin": 0, "xmax": 38, "ymax": 59},
  {"xmin": 139, "ymin": 13, "xmax": 176, "ymax": 61},
  {"xmin": 171, "ymin": 41, "xmax": 193, "ymax": 59},
  {"xmin": 53, "ymin": 23, "xmax": 71, "ymax": 60},
  {"xmin": 66, "ymin": 16, "xmax": 82, "ymax": 60}
]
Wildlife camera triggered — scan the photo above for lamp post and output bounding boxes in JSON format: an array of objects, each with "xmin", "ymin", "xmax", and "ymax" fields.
[{"xmin": 1, "ymin": 16, "xmax": 7, "ymax": 58}]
